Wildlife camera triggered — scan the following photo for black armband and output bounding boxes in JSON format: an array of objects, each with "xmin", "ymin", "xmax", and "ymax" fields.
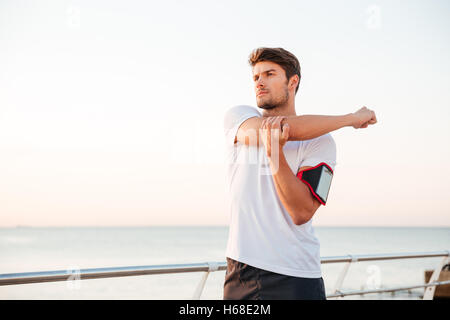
[{"xmin": 297, "ymin": 162, "xmax": 334, "ymax": 205}]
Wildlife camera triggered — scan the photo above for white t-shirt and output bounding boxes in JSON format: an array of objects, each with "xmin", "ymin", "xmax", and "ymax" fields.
[{"xmin": 223, "ymin": 105, "xmax": 337, "ymax": 278}]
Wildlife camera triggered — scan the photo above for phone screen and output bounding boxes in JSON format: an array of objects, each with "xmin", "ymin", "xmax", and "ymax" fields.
[{"xmin": 316, "ymin": 166, "xmax": 333, "ymax": 202}]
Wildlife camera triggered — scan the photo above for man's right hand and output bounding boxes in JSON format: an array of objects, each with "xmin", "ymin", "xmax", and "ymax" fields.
[{"xmin": 351, "ymin": 106, "xmax": 377, "ymax": 129}]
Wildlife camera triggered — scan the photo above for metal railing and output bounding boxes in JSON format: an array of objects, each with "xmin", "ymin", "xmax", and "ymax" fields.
[{"xmin": 0, "ymin": 250, "xmax": 448, "ymax": 300}]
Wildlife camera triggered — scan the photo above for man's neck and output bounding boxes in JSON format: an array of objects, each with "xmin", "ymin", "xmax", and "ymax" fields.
[{"xmin": 261, "ymin": 103, "xmax": 296, "ymax": 117}]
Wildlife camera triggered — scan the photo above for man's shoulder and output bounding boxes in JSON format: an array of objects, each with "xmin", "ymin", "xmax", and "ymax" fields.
[
  {"xmin": 299, "ymin": 133, "xmax": 337, "ymax": 169},
  {"xmin": 224, "ymin": 105, "xmax": 262, "ymax": 126}
]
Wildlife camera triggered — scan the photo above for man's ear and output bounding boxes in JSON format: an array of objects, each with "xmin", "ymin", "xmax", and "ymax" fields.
[{"xmin": 289, "ymin": 74, "xmax": 299, "ymax": 91}]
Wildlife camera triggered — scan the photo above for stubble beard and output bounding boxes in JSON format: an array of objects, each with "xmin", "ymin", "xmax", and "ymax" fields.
[{"xmin": 256, "ymin": 87, "xmax": 289, "ymax": 110}]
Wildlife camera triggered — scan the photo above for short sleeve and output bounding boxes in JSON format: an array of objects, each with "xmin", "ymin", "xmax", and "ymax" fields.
[
  {"xmin": 223, "ymin": 105, "xmax": 261, "ymax": 147},
  {"xmin": 300, "ymin": 133, "xmax": 337, "ymax": 171}
]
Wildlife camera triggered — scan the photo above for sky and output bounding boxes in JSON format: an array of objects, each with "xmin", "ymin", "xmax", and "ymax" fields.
[{"xmin": 0, "ymin": 0, "xmax": 449, "ymax": 227}]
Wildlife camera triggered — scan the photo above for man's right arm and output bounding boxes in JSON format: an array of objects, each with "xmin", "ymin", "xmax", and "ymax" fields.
[{"xmin": 235, "ymin": 107, "xmax": 376, "ymax": 146}]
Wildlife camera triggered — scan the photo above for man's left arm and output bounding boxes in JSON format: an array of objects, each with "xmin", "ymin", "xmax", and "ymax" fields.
[
  {"xmin": 260, "ymin": 116, "xmax": 325, "ymax": 225},
  {"xmin": 271, "ymin": 156, "xmax": 322, "ymax": 226}
]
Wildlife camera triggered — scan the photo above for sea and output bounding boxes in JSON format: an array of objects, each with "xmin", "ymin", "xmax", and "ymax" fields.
[{"xmin": 0, "ymin": 226, "xmax": 449, "ymax": 300}]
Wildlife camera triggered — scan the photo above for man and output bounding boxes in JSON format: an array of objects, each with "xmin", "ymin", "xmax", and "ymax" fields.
[{"xmin": 222, "ymin": 47, "xmax": 377, "ymax": 300}]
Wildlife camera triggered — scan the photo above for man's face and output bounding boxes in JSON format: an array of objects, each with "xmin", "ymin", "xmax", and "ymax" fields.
[{"xmin": 252, "ymin": 61, "xmax": 290, "ymax": 110}]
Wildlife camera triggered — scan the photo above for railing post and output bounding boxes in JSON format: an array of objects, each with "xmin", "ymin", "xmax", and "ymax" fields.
[
  {"xmin": 192, "ymin": 262, "xmax": 220, "ymax": 300},
  {"xmin": 423, "ymin": 255, "xmax": 449, "ymax": 300},
  {"xmin": 332, "ymin": 255, "xmax": 356, "ymax": 298}
]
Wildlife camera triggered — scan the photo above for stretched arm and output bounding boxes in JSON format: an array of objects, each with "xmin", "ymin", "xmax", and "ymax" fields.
[{"xmin": 235, "ymin": 106, "xmax": 376, "ymax": 146}]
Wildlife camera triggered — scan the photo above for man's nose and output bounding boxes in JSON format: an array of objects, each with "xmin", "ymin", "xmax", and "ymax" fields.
[{"xmin": 256, "ymin": 78, "xmax": 265, "ymax": 88}]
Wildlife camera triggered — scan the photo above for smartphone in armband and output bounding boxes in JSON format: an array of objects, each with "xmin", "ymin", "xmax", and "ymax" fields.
[{"xmin": 297, "ymin": 162, "xmax": 334, "ymax": 205}]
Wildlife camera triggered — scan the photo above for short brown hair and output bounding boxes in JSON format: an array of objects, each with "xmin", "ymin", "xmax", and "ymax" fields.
[{"xmin": 248, "ymin": 47, "xmax": 301, "ymax": 94}]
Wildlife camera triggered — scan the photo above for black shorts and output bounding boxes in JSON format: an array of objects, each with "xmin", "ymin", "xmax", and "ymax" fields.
[{"xmin": 223, "ymin": 257, "xmax": 326, "ymax": 300}]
